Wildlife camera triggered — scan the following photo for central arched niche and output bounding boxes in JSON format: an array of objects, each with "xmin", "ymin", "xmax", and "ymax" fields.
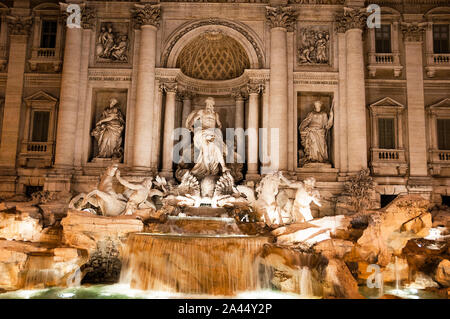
[{"xmin": 176, "ymin": 31, "xmax": 250, "ymax": 81}]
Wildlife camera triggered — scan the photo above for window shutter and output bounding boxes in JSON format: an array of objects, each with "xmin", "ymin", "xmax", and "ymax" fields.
[
  {"xmin": 40, "ymin": 20, "xmax": 57, "ymax": 49},
  {"xmin": 375, "ymin": 25, "xmax": 392, "ymax": 54},
  {"xmin": 437, "ymin": 119, "xmax": 450, "ymax": 150},
  {"xmin": 378, "ymin": 118, "xmax": 395, "ymax": 149},
  {"xmin": 433, "ymin": 24, "xmax": 450, "ymax": 54},
  {"xmin": 31, "ymin": 111, "xmax": 50, "ymax": 142}
]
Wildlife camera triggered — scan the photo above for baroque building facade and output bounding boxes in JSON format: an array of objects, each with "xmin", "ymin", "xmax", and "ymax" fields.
[{"xmin": 0, "ymin": 0, "xmax": 449, "ymax": 214}]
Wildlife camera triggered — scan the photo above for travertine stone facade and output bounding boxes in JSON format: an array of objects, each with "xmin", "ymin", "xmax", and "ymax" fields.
[{"xmin": 0, "ymin": 0, "xmax": 449, "ymax": 209}]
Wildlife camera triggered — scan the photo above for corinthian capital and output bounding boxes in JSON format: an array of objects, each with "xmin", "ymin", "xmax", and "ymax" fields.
[
  {"xmin": 162, "ymin": 81, "xmax": 178, "ymax": 93},
  {"xmin": 401, "ymin": 22, "xmax": 427, "ymax": 42},
  {"xmin": 132, "ymin": 4, "xmax": 161, "ymax": 29},
  {"xmin": 7, "ymin": 15, "xmax": 32, "ymax": 35},
  {"xmin": 246, "ymin": 83, "xmax": 263, "ymax": 95},
  {"xmin": 265, "ymin": 6, "xmax": 296, "ymax": 32},
  {"xmin": 81, "ymin": 5, "xmax": 96, "ymax": 29},
  {"xmin": 335, "ymin": 7, "xmax": 367, "ymax": 33}
]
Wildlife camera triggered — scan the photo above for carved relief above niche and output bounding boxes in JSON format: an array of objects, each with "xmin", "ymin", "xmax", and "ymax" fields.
[
  {"xmin": 297, "ymin": 26, "xmax": 331, "ymax": 66},
  {"xmin": 90, "ymin": 89, "xmax": 127, "ymax": 163},
  {"xmin": 95, "ymin": 22, "xmax": 131, "ymax": 66}
]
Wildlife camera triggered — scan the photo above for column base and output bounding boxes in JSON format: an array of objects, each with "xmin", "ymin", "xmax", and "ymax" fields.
[
  {"xmin": 129, "ymin": 166, "xmax": 154, "ymax": 177},
  {"xmin": 159, "ymin": 169, "xmax": 174, "ymax": 180},
  {"xmin": 245, "ymin": 172, "xmax": 261, "ymax": 182}
]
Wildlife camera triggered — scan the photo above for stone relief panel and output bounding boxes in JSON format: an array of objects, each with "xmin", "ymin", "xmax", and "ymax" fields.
[
  {"xmin": 90, "ymin": 89, "xmax": 127, "ymax": 163},
  {"xmin": 95, "ymin": 22, "xmax": 130, "ymax": 65},
  {"xmin": 297, "ymin": 27, "xmax": 330, "ymax": 66},
  {"xmin": 297, "ymin": 92, "xmax": 334, "ymax": 168}
]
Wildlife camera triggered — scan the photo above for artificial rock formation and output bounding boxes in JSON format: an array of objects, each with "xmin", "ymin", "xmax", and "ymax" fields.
[
  {"xmin": 0, "ymin": 240, "xmax": 86, "ymax": 291},
  {"xmin": 61, "ymin": 209, "xmax": 144, "ymax": 252},
  {"xmin": 355, "ymin": 195, "xmax": 432, "ymax": 266}
]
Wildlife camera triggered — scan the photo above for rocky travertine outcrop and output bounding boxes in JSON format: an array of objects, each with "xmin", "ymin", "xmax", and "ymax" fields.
[
  {"xmin": 355, "ymin": 195, "xmax": 432, "ymax": 266},
  {"xmin": 260, "ymin": 243, "xmax": 363, "ymax": 298},
  {"xmin": 61, "ymin": 209, "xmax": 144, "ymax": 252},
  {"xmin": 435, "ymin": 259, "xmax": 450, "ymax": 287},
  {"xmin": 0, "ymin": 239, "xmax": 86, "ymax": 291},
  {"xmin": 0, "ymin": 207, "xmax": 43, "ymax": 242}
]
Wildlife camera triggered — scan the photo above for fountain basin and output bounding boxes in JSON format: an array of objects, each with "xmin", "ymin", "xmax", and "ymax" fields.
[{"xmin": 145, "ymin": 215, "xmax": 244, "ymax": 235}]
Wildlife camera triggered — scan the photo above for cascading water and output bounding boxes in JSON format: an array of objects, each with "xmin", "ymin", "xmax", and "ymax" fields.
[
  {"xmin": 395, "ymin": 256, "xmax": 400, "ymax": 291},
  {"xmin": 120, "ymin": 233, "xmax": 271, "ymax": 296},
  {"xmin": 23, "ymin": 254, "xmax": 57, "ymax": 288},
  {"xmin": 299, "ymin": 267, "xmax": 314, "ymax": 298}
]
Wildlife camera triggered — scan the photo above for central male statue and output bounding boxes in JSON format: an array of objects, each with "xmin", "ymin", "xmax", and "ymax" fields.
[{"xmin": 185, "ymin": 97, "xmax": 229, "ymax": 178}]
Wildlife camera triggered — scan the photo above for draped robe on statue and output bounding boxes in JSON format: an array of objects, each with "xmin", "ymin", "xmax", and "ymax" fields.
[
  {"xmin": 91, "ymin": 102, "xmax": 125, "ymax": 159},
  {"xmin": 186, "ymin": 108, "xmax": 228, "ymax": 178},
  {"xmin": 299, "ymin": 110, "xmax": 332, "ymax": 163}
]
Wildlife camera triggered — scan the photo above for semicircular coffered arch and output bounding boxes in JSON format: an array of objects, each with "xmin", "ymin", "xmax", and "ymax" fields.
[
  {"xmin": 162, "ymin": 19, "xmax": 265, "ymax": 69},
  {"xmin": 176, "ymin": 31, "xmax": 250, "ymax": 81}
]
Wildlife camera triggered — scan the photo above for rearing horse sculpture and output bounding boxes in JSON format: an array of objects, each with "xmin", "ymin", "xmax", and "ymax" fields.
[{"xmin": 69, "ymin": 164, "xmax": 127, "ymax": 216}]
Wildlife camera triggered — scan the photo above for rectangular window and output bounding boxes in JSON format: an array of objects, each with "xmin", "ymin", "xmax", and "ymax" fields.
[
  {"xmin": 40, "ymin": 20, "xmax": 57, "ymax": 49},
  {"xmin": 437, "ymin": 119, "xmax": 450, "ymax": 150},
  {"xmin": 375, "ymin": 24, "xmax": 392, "ymax": 53},
  {"xmin": 31, "ymin": 111, "xmax": 50, "ymax": 142},
  {"xmin": 378, "ymin": 117, "xmax": 395, "ymax": 149},
  {"xmin": 433, "ymin": 24, "xmax": 450, "ymax": 54}
]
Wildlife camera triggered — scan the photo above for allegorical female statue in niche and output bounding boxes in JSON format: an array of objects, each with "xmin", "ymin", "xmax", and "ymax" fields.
[
  {"xmin": 299, "ymin": 99, "xmax": 334, "ymax": 164},
  {"xmin": 91, "ymin": 98, "xmax": 125, "ymax": 160}
]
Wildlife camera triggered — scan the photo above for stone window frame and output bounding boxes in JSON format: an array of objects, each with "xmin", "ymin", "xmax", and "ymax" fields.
[
  {"xmin": 0, "ymin": 4, "xmax": 8, "ymax": 70},
  {"xmin": 427, "ymin": 98, "xmax": 450, "ymax": 176},
  {"xmin": 0, "ymin": 98, "xmax": 3, "ymax": 142},
  {"xmin": 28, "ymin": 3, "xmax": 63, "ymax": 72},
  {"xmin": 368, "ymin": 97, "xmax": 407, "ymax": 176},
  {"xmin": 367, "ymin": 7, "xmax": 402, "ymax": 77},
  {"xmin": 424, "ymin": 6, "xmax": 450, "ymax": 77},
  {"xmin": 18, "ymin": 91, "xmax": 58, "ymax": 168}
]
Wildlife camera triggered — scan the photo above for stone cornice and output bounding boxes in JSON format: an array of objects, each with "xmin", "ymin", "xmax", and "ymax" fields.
[
  {"xmin": 400, "ymin": 22, "xmax": 427, "ymax": 42},
  {"xmin": 293, "ymin": 71, "xmax": 338, "ymax": 85},
  {"xmin": 88, "ymin": 69, "xmax": 132, "ymax": 82},
  {"xmin": 265, "ymin": 6, "xmax": 297, "ymax": 32},
  {"xmin": 6, "ymin": 15, "xmax": 32, "ymax": 36},
  {"xmin": 132, "ymin": 4, "xmax": 161, "ymax": 29},
  {"xmin": 335, "ymin": 7, "xmax": 367, "ymax": 33},
  {"xmin": 24, "ymin": 73, "xmax": 62, "ymax": 88}
]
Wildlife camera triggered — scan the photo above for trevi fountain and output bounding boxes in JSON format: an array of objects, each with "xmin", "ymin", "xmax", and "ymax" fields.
[{"xmin": 0, "ymin": 96, "xmax": 448, "ymax": 300}]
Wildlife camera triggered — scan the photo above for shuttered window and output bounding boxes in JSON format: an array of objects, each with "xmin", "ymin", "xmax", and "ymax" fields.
[
  {"xmin": 437, "ymin": 119, "xmax": 450, "ymax": 150},
  {"xmin": 375, "ymin": 25, "xmax": 392, "ymax": 53},
  {"xmin": 378, "ymin": 118, "xmax": 395, "ymax": 149},
  {"xmin": 31, "ymin": 111, "xmax": 50, "ymax": 142},
  {"xmin": 433, "ymin": 24, "xmax": 450, "ymax": 54},
  {"xmin": 40, "ymin": 20, "xmax": 57, "ymax": 49}
]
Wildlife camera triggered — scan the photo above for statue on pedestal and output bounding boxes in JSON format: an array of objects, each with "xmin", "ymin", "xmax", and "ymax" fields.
[
  {"xmin": 299, "ymin": 99, "xmax": 334, "ymax": 165},
  {"xmin": 91, "ymin": 98, "xmax": 125, "ymax": 160}
]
